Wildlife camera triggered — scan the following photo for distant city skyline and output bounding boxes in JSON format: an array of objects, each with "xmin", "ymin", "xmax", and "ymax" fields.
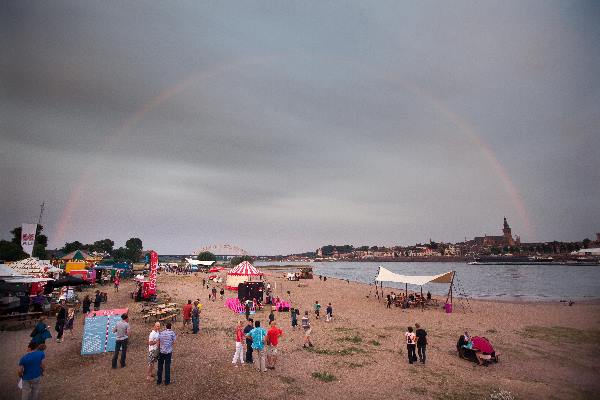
[{"xmin": 2, "ymin": 1, "xmax": 599, "ymax": 255}]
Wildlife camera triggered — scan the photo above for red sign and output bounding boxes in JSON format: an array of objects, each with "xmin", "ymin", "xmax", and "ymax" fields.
[{"xmin": 148, "ymin": 251, "xmax": 158, "ymax": 296}]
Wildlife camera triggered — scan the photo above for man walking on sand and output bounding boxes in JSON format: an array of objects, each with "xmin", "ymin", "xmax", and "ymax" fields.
[
  {"xmin": 246, "ymin": 320, "xmax": 267, "ymax": 372},
  {"xmin": 157, "ymin": 322, "xmax": 176, "ymax": 385},
  {"xmin": 244, "ymin": 318, "xmax": 254, "ymax": 364},
  {"xmin": 18, "ymin": 342, "xmax": 45, "ymax": 400},
  {"xmin": 266, "ymin": 320, "xmax": 283, "ymax": 370},
  {"xmin": 147, "ymin": 322, "xmax": 160, "ymax": 380},
  {"xmin": 55, "ymin": 300, "xmax": 66, "ymax": 343},
  {"xmin": 182, "ymin": 300, "xmax": 193, "ymax": 332},
  {"xmin": 191, "ymin": 301, "xmax": 200, "ymax": 334},
  {"xmin": 232, "ymin": 321, "xmax": 245, "ymax": 367},
  {"xmin": 415, "ymin": 323, "xmax": 428, "ymax": 364},
  {"xmin": 112, "ymin": 314, "xmax": 130, "ymax": 368}
]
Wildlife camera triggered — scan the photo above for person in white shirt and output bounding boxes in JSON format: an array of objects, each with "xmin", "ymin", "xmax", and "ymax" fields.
[
  {"xmin": 405, "ymin": 326, "xmax": 417, "ymax": 364},
  {"xmin": 147, "ymin": 322, "xmax": 160, "ymax": 380}
]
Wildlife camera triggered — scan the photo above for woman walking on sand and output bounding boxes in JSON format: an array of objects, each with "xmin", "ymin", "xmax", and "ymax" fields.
[
  {"xmin": 232, "ymin": 321, "xmax": 245, "ymax": 367},
  {"xmin": 405, "ymin": 326, "xmax": 417, "ymax": 364}
]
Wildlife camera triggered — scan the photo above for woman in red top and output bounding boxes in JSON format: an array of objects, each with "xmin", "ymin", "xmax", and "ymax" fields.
[{"xmin": 232, "ymin": 321, "xmax": 245, "ymax": 366}]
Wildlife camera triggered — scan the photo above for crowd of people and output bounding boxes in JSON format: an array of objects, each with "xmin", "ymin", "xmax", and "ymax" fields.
[{"xmin": 15, "ymin": 271, "xmax": 498, "ymax": 400}]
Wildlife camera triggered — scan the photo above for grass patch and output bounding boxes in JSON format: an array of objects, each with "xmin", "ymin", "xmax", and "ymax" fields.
[
  {"xmin": 368, "ymin": 340, "xmax": 381, "ymax": 346},
  {"xmin": 346, "ymin": 362, "xmax": 367, "ymax": 368},
  {"xmin": 306, "ymin": 346, "xmax": 366, "ymax": 356},
  {"xmin": 377, "ymin": 334, "xmax": 388, "ymax": 339},
  {"xmin": 334, "ymin": 327, "xmax": 355, "ymax": 332},
  {"xmin": 279, "ymin": 376, "xmax": 296, "ymax": 385},
  {"xmin": 312, "ymin": 371, "xmax": 336, "ymax": 382},
  {"xmin": 522, "ymin": 326, "xmax": 600, "ymax": 345},
  {"xmin": 336, "ymin": 335, "xmax": 362, "ymax": 344},
  {"xmin": 409, "ymin": 387, "xmax": 428, "ymax": 395},
  {"xmin": 486, "ymin": 328, "xmax": 497, "ymax": 334}
]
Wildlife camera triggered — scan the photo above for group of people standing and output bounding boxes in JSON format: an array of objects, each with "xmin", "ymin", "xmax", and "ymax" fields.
[
  {"xmin": 235, "ymin": 318, "xmax": 283, "ymax": 372},
  {"xmin": 110, "ymin": 314, "xmax": 178, "ymax": 385},
  {"xmin": 405, "ymin": 323, "xmax": 428, "ymax": 364}
]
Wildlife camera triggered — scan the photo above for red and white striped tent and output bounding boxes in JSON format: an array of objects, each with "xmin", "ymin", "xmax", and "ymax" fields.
[{"xmin": 225, "ymin": 261, "xmax": 264, "ymax": 290}]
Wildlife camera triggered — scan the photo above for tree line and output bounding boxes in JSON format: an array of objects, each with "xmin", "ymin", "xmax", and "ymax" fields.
[{"xmin": 0, "ymin": 224, "xmax": 143, "ymax": 263}]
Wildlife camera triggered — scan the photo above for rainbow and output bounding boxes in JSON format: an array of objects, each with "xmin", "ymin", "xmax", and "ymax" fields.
[{"xmin": 53, "ymin": 59, "xmax": 534, "ymax": 245}]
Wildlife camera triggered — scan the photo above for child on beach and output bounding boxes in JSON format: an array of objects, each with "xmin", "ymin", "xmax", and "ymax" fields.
[
  {"xmin": 314, "ymin": 301, "xmax": 321, "ymax": 319},
  {"xmin": 302, "ymin": 311, "xmax": 313, "ymax": 348},
  {"xmin": 326, "ymin": 303, "xmax": 333, "ymax": 322}
]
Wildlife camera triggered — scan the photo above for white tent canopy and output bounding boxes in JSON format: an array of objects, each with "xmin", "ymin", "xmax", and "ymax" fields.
[
  {"xmin": 185, "ymin": 258, "xmax": 216, "ymax": 266},
  {"xmin": 375, "ymin": 267, "xmax": 454, "ymax": 286},
  {"xmin": 0, "ymin": 264, "xmax": 53, "ymax": 283}
]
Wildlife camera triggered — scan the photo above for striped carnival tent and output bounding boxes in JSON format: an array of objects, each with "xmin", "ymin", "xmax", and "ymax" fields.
[{"xmin": 225, "ymin": 261, "xmax": 264, "ymax": 290}]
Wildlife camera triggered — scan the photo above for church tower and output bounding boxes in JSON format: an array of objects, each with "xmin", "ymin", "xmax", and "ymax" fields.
[{"xmin": 502, "ymin": 217, "xmax": 515, "ymax": 246}]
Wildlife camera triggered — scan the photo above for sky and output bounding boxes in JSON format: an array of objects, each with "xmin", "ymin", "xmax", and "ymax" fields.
[{"xmin": 1, "ymin": 1, "xmax": 599, "ymax": 255}]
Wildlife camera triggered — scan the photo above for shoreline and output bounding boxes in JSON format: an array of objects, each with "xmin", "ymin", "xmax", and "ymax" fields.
[{"xmin": 256, "ymin": 266, "xmax": 600, "ymax": 303}]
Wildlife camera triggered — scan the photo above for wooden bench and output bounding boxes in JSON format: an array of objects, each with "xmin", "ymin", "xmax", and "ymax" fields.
[{"xmin": 158, "ymin": 314, "xmax": 178, "ymax": 322}]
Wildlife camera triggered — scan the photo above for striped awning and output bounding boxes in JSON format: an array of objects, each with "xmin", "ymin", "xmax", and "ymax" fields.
[{"xmin": 227, "ymin": 261, "xmax": 263, "ymax": 276}]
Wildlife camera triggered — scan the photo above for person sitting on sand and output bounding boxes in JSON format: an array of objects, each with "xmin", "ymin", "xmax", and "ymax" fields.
[{"xmin": 302, "ymin": 311, "xmax": 313, "ymax": 348}]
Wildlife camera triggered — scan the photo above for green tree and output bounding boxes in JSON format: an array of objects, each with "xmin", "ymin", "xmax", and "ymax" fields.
[
  {"xmin": 9, "ymin": 224, "xmax": 48, "ymax": 259},
  {"xmin": 61, "ymin": 241, "xmax": 84, "ymax": 254},
  {"xmin": 111, "ymin": 247, "xmax": 128, "ymax": 261},
  {"xmin": 197, "ymin": 251, "xmax": 216, "ymax": 261},
  {"xmin": 0, "ymin": 240, "xmax": 28, "ymax": 261},
  {"xmin": 92, "ymin": 239, "xmax": 114, "ymax": 253},
  {"xmin": 582, "ymin": 238, "xmax": 591, "ymax": 249},
  {"xmin": 230, "ymin": 255, "xmax": 253, "ymax": 266},
  {"xmin": 125, "ymin": 237, "xmax": 143, "ymax": 262}
]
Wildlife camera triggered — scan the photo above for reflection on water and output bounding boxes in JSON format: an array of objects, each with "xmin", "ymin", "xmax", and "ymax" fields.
[{"xmin": 256, "ymin": 261, "xmax": 600, "ymax": 300}]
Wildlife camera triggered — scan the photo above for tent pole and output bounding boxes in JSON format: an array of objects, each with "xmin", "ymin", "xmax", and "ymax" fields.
[
  {"xmin": 421, "ymin": 286, "xmax": 424, "ymax": 311},
  {"xmin": 445, "ymin": 271, "xmax": 455, "ymax": 306},
  {"xmin": 405, "ymin": 283, "xmax": 407, "ymax": 298}
]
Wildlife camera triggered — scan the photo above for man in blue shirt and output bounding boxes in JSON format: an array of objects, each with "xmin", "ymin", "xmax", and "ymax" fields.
[
  {"xmin": 246, "ymin": 320, "xmax": 267, "ymax": 372},
  {"xmin": 19, "ymin": 342, "xmax": 45, "ymax": 400},
  {"xmin": 157, "ymin": 322, "xmax": 177, "ymax": 385}
]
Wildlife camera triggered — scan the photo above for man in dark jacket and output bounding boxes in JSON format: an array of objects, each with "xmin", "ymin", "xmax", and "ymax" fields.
[
  {"xmin": 55, "ymin": 300, "xmax": 66, "ymax": 343},
  {"xmin": 415, "ymin": 323, "xmax": 427, "ymax": 363},
  {"xmin": 243, "ymin": 318, "xmax": 254, "ymax": 364}
]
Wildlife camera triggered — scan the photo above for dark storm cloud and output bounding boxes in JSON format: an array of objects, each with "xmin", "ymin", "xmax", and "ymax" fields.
[{"xmin": 1, "ymin": 1, "xmax": 599, "ymax": 254}]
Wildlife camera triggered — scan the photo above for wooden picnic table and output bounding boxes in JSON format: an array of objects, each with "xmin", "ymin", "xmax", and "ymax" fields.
[{"xmin": 0, "ymin": 312, "xmax": 43, "ymax": 330}]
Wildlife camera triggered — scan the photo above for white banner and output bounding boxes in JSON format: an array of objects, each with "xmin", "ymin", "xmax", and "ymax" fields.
[{"xmin": 21, "ymin": 223, "xmax": 37, "ymax": 256}]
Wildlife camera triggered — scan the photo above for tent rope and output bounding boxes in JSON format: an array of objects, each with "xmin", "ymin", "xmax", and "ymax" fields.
[{"xmin": 453, "ymin": 276, "xmax": 473, "ymax": 313}]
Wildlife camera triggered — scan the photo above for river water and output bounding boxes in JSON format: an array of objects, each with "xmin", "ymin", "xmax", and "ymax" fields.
[{"xmin": 256, "ymin": 261, "xmax": 600, "ymax": 300}]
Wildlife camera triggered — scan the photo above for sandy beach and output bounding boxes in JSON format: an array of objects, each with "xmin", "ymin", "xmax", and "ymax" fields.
[{"xmin": 1, "ymin": 271, "xmax": 599, "ymax": 400}]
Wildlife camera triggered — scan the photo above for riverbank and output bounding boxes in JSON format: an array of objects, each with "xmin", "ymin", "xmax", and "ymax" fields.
[{"xmin": 0, "ymin": 272, "xmax": 598, "ymax": 399}]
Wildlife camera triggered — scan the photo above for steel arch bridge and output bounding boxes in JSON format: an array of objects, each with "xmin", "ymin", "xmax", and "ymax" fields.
[{"xmin": 194, "ymin": 244, "xmax": 250, "ymax": 257}]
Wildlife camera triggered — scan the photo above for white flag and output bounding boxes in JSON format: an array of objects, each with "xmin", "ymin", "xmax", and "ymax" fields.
[{"xmin": 21, "ymin": 223, "xmax": 36, "ymax": 256}]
